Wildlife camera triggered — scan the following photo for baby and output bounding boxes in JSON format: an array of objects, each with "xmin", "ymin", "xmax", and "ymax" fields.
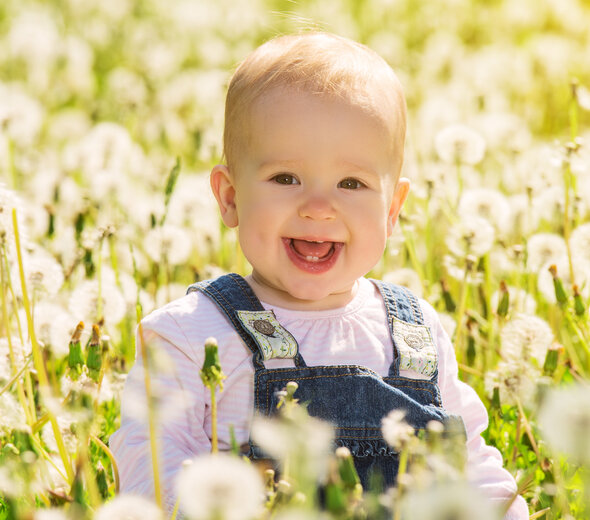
[{"xmin": 110, "ymin": 32, "xmax": 528, "ymax": 518}]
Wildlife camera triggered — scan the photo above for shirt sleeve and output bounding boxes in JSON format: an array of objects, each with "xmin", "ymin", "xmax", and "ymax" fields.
[
  {"xmin": 421, "ymin": 301, "xmax": 530, "ymax": 520},
  {"xmin": 108, "ymin": 309, "xmax": 210, "ymax": 514}
]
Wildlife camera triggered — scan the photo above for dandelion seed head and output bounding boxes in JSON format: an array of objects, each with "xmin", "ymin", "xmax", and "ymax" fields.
[
  {"xmin": 107, "ymin": 67, "xmax": 148, "ymax": 107},
  {"xmin": 484, "ymin": 360, "xmax": 539, "ymax": 406},
  {"xmin": 0, "ymin": 391, "xmax": 28, "ymax": 432},
  {"xmin": 531, "ymin": 186, "xmax": 564, "ymax": 226},
  {"xmin": 539, "ymin": 384, "xmax": 590, "ymax": 464},
  {"xmin": 0, "ymin": 84, "xmax": 44, "ymax": 146},
  {"xmin": 434, "ymin": 124, "xmax": 486, "ymax": 165},
  {"xmin": 22, "ymin": 246, "xmax": 64, "ymax": 297},
  {"xmin": 41, "ymin": 410, "xmax": 81, "ymax": 454},
  {"xmin": 445, "ymin": 216, "xmax": 495, "ymax": 258},
  {"xmin": 68, "ymin": 279, "xmax": 127, "ymax": 327},
  {"xmin": 401, "ymin": 481, "xmax": 498, "ymax": 520},
  {"xmin": 176, "ymin": 453, "xmax": 264, "ymax": 520},
  {"xmin": 18, "ymin": 301, "xmax": 75, "ymax": 357},
  {"xmin": 34, "ymin": 509, "xmax": 70, "ymax": 520},
  {"xmin": 167, "ymin": 173, "xmax": 222, "ymax": 251},
  {"xmin": 0, "ymin": 337, "xmax": 30, "ymax": 383},
  {"xmin": 381, "ymin": 409, "xmax": 415, "ymax": 450},
  {"xmin": 251, "ymin": 411, "xmax": 334, "ymax": 482},
  {"xmin": 457, "ymin": 188, "xmax": 512, "ymax": 237},
  {"xmin": 500, "ymin": 314, "xmax": 553, "ymax": 365},
  {"xmin": 382, "ymin": 268, "xmax": 423, "ymax": 298},
  {"xmin": 8, "ymin": 9, "xmax": 60, "ymax": 67},
  {"xmin": 474, "ymin": 112, "xmax": 531, "ymax": 152},
  {"xmin": 95, "ymin": 494, "xmax": 163, "ymax": 520},
  {"xmin": 507, "ymin": 193, "xmax": 540, "ymax": 236},
  {"xmin": 526, "ymin": 233, "xmax": 568, "ymax": 272},
  {"xmin": 47, "ymin": 108, "xmax": 91, "ymax": 145},
  {"xmin": 570, "ymin": 222, "xmax": 590, "ymax": 261},
  {"xmin": 144, "ymin": 224, "xmax": 192, "ymax": 266}
]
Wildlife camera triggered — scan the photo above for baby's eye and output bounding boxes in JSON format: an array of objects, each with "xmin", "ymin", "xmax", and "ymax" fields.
[
  {"xmin": 338, "ymin": 178, "xmax": 365, "ymax": 190},
  {"xmin": 272, "ymin": 173, "xmax": 299, "ymax": 185}
]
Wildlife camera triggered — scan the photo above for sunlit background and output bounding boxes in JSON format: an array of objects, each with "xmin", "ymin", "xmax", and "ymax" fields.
[{"xmin": 1, "ymin": 0, "xmax": 590, "ymax": 518}]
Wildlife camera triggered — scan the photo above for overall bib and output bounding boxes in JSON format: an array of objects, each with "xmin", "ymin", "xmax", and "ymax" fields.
[{"xmin": 187, "ymin": 273, "xmax": 464, "ymax": 488}]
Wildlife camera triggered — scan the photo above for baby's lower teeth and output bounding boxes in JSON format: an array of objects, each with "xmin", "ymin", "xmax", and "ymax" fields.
[{"xmin": 306, "ymin": 256, "xmax": 320, "ymax": 261}]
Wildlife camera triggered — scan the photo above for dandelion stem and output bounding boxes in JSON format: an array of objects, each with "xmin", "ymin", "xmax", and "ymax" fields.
[
  {"xmin": 515, "ymin": 399, "xmax": 540, "ymax": 461},
  {"xmin": 137, "ymin": 317, "xmax": 163, "ymax": 509},
  {"xmin": 210, "ymin": 385, "xmax": 218, "ymax": 453},
  {"xmin": 0, "ymin": 249, "xmax": 34, "ymax": 425},
  {"xmin": 393, "ymin": 448, "xmax": 409, "ymax": 520},
  {"xmin": 563, "ymin": 310, "xmax": 590, "ymax": 374},
  {"xmin": 90, "ymin": 434, "xmax": 120, "ymax": 493},
  {"xmin": 453, "ymin": 264, "xmax": 470, "ymax": 357},
  {"xmin": 12, "ymin": 209, "xmax": 75, "ymax": 483}
]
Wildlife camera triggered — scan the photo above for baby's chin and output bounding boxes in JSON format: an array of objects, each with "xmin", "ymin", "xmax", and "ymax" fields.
[{"xmin": 249, "ymin": 273, "xmax": 359, "ymax": 310}]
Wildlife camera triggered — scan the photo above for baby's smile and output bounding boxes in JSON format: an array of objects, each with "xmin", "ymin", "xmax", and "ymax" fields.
[{"xmin": 282, "ymin": 237, "xmax": 344, "ymax": 273}]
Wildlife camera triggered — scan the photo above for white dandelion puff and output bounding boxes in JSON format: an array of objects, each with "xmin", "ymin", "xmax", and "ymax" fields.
[
  {"xmin": 531, "ymin": 186, "xmax": 564, "ymax": 227},
  {"xmin": 34, "ymin": 508, "xmax": 70, "ymax": 520},
  {"xmin": 484, "ymin": 360, "xmax": 540, "ymax": 407},
  {"xmin": 526, "ymin": 233, "xmax": 568, "ymax": 272},
  {"xmin": 457, "ymin": 188, "xmax": 512, "ymax": 237},
  {"xmin": 538, "ymin": 383, "xmax": 590, "ymax": 464},
  {"xmin": 570, "ymin": 222, "xmax": 590, "ymax": 261},
  {"xmin": 68, "ymin": 278, "xmax": 127, "ymax": 327},
  {"xmin": 0, "ymin": 336, "xmax": 30, "ymax": 383},
  {"xmin": 94, "ymin": 494, "xmax": 163, "ymax": 520},
  {"xmin": 445, "ymin": 216, "xmax": 495, "ymax": 258},
  {"xmin": 176, "ymin": 453, "xmax": 264, "ymax": 520},
  {"xmin": 251, "ymin": 410, "xmax": 334, "ymax": 483},
  {"xmin": 0, "ymin": 84, "xmax": 44, "ymax": 146},
  {"xmin": 382, "ymin": 268, "xmax": 423, "ymax": 298},
  {"xmin": 400, "ymin": 481, "xmax": 499, "ymax": 520},
  {"xmin": 0, "ymin": 391, "xmax": 28, "ymax": 433},
  {"xmin": 435, "ymin": 124, "xmax": 486, "ymax": 165},
  {"xmin": 500, "ymin": 314, "xmax": 553, "ymax": 365},
  {"xmin": 381, "ymin": 409, "xmax": 415, "ymax": 450},
  {"xmin": 144, "ymin": 224, "xmax": 192, "ymax": 266},
  {"xmin": 22, "ymin": 246, "xmax": 64, "ymax": 298}
]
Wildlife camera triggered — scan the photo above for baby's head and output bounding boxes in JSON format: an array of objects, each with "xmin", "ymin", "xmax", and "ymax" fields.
[
  {"xmin": 211, "ymin": 32, "xmax": 410, "ymax": 309},
  {"xmin": 223, "ymin": 32, "xmax": 407, "ymax": 177}
]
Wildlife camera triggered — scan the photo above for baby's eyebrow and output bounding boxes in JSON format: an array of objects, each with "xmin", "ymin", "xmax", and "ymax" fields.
[
  {"xmin": 336, "ymin": 159, "xmax": 379, "ymax": 176},
  {"xmin": 258, "ymin": 159, "xmax": 302, "ymax": 171}
]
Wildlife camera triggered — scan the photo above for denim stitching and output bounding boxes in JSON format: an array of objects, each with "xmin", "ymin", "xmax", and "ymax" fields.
[{"xmin": 264, "ymin": 373, "xmax": 439, "ymax": 409}]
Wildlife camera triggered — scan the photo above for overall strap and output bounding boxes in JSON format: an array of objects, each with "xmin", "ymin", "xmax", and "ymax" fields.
[
  {"xmin": 370, "ymin": 280, "xmax": 430, "ymax": 378},
  {"xmin": 187, "ymin": 274, "xmax": 305, "ymax": 369}
]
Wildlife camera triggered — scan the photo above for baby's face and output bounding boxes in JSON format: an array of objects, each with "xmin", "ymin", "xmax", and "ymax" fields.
[{"xmin": 211, "ymin": 87, "xmax": 408, "ymax": 309}]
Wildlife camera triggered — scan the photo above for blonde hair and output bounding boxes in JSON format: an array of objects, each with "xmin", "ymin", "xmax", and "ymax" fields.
[{"xmin": 223, "ymin": 32, "xmax": 407, "ymax": 173}]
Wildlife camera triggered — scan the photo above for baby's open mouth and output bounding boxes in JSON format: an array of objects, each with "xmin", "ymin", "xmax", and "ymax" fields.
[
  {"xmin": 282, "ymin": 238, "xmax": 343, "ymax": 273},
  {"xmin": 289, "ymin": 238, "xmax": 334, "ymax": 261}
]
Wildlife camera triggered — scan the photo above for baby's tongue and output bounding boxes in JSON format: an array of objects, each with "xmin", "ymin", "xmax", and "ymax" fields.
[{"xmin": 291, "ymin": 239, "xmax": 333, "ymax": 258}]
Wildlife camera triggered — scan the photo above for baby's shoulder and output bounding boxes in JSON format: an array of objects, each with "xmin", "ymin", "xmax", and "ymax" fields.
[{"xmin": 141, "ymin": 288, "xmax": 238, "ymax": 350}]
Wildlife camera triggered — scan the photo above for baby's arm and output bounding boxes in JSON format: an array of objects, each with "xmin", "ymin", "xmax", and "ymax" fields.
[
  {"xmin": 422, "ymin": 301, "xmax": 529, "ymax": 520},
  {"xmin": 109, "ymin": 308, "xmax": 210, "ymax": 513}
]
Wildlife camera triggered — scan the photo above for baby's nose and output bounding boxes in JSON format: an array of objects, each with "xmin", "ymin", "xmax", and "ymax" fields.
[{"xmin": 298, "ymin": 194, "xmax": 336, "ymax": 220}]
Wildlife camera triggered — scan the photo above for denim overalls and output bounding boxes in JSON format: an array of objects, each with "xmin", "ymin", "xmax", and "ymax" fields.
[{"xmin": 187, "ymin": 273, "xmax": 463, "ymax": 488}]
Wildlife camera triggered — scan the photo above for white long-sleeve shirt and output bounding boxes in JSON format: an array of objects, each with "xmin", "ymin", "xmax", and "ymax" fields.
[{"xmin": 109, "ymin": 276, "xmax": 528, "ymax": 518}]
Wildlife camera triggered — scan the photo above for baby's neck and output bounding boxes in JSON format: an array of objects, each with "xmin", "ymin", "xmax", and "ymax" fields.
[{"xmin": 245, "ymin": 274, "xmax": 359, "ymax": 311}]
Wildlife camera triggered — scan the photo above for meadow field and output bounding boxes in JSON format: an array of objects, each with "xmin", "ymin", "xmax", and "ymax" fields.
[{"xmin": 1, "ymin": 0, "xmax": 590, "ymax": 518}]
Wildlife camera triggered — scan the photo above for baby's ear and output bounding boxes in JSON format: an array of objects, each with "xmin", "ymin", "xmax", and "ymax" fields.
[
  {"xmin": 210, "ymin": 164, "xmax": 239, "ymax": 227},
  {"xmin": 387, "ymin": 177, "xmax": 410, "ymax": 236}
]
